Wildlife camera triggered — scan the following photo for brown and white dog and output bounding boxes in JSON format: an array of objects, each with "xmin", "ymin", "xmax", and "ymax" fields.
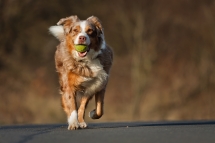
[{"xmin": 49, "ymin": 15, "xmax": 113, "ymax": 130}]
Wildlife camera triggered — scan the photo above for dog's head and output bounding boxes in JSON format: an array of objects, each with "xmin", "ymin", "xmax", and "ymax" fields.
[{"xmin": 49, "ymin": 15, "xmax": 105, "ymax": 60}]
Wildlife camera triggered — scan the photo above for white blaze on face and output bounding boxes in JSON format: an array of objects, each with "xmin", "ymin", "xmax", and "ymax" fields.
[{"xmin": 74, "ymin": 21, "xmax": 91, "ymax": 45}]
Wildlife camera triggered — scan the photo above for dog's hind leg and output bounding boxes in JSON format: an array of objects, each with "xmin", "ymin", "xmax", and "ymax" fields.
[{"xmin": 89, "ymin": 89, "xmax": 105, "ymax": 119}]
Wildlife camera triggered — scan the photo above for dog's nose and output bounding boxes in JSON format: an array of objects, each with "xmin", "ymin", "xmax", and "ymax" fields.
[{"xmin": 79, "ymin": 36, "xmax": 86, "ymax": 42}]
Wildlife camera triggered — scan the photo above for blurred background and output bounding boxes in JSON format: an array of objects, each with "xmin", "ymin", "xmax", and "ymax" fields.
[{"xmin": 0, "ymin": 0, "xmax": 215, "ymax": 125}]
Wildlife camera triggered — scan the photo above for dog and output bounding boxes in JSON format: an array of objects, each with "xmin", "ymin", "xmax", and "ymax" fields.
[{"xmin": 49, "ymin": 15, "xmax": 113, "ymax": 130}]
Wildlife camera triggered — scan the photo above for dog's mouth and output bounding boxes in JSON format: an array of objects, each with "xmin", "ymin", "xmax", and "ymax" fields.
[
  {"xmin": 76, "ymin": 45, "xmax": 90, "ymax": 57},
  {"xmin": 78, "ymin": 51, "xmax": 88, "ymax": 57}
]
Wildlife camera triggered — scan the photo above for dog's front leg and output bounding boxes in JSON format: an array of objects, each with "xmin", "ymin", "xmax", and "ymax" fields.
[
  {"xmin": 89, "ymin": 89, "xmax": 105, "ymax": 119},
  {"xmin": 78, "ymin": 96, "xmax": 90, "ymax": 128},
  {"xmin": 61, "ymin": 90, "xmax": 79, "ymax": 130}
]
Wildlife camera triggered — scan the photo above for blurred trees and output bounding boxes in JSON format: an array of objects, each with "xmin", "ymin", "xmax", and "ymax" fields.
[
  {"xmin": 1, "ymin": 0, "xmax": 215, "ymax": 124},
  {"xmin": 109, "ymin": 0, "xmax": 157, "ymax": 118}
]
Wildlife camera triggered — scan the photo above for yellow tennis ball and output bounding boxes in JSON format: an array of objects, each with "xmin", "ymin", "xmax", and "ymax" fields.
[{"xmin": 74, "ymin": 45, "xmax": 88, "ymax": 52}]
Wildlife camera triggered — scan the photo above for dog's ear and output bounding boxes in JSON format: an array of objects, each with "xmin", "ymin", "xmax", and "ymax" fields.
[
  {"xmin": 49, "ymin": 15, "xmax": 80, "ymax": 41},
  {"xmin": 57, "ymin": 15, "xmax": 80, "ymax": 34},
  {"xmin": 87, "ymin": 16, "xmax": 104, "ymax": 36},
  {"xmin": 49, "ymin": 25, "xmax": 64, "ymax": 41}
]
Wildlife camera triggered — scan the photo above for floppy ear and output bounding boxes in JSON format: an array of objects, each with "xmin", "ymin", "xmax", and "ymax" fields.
[
  {"xmin": 87, "ymin": 16, "xmax": 104, "ymax": 36},
  {"xmin": 49, "ymin": 15, "xmax": 80, "ymax": 41},
  {"xmin": 57, "ymin": 15, "xmax": 80, "ymax": 34},
  {"xmin": 49, "ymin": 25, "xmax": 64, "ymax": 41}
]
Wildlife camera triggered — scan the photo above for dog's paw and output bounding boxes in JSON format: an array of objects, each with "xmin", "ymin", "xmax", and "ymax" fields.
[
  {"xmin": 89, "ymin": 109, "xmax": 102, "ymax": 119},
  {"xmin": 89, "ymin": 109, "xmax": 96, "ymax": 119},
  {"xmin": 68, "ymin": 120, "xmax": 79, "ymax": 130},
  {"xmin": 68, "ymin": 110, "xmax": 79, "ymax": 130},
  {"xmin": 79, "ymin": 122, "xmax": 87, "ymax": 128}
]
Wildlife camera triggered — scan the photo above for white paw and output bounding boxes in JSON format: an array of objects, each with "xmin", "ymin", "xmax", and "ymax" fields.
[
  {"xmin": 68, "ymin": 110, "xmax": 79, "ymax": 130},
  {"xmin": 68, "ymin": 121, "xmax": 79, "ymax": 130},
  {"xmin": 79, "ymin": 122, "xmax": 87, "ymax": 128}
]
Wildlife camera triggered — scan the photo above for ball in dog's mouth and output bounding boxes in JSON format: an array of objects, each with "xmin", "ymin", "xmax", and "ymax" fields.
[{"xmin": 74, "ymin": 44, "xmax": 90, "ymax": 57}]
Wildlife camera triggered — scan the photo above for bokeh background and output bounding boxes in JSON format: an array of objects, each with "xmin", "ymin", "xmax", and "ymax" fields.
[{"xmin": 1, "ymin": 0, "xmax": 215, "ymax": 125}]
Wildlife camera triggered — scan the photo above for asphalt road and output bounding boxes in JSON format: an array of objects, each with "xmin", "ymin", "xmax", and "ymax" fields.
[{"xmin": 0, "ymin": 121, "xmax": 215, "ymax": 143}]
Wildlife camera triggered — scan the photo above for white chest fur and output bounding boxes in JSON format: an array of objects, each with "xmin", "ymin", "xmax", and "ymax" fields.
[{"xmin": 80, "ymin": 58, "xmax": 108, "ymax": 96}]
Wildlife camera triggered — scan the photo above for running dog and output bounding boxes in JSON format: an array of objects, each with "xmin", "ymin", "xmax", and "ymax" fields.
[{"xmin": 49, "ymin": 15, "xmax": 113, "ymax": 130}]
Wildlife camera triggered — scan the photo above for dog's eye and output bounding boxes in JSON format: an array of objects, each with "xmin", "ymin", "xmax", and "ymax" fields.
[
  {"xmin": 87, "ymin": 29, "xmax": 93, "ymax": 34},
  {"xmin": 73, "ymin": 29, "xmax": 79, "ymax": 33}
]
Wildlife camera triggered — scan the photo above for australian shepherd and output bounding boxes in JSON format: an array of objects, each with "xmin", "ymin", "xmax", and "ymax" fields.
[{"xmin": 49, "ymin": 15, "xmax": 113, "ymax": 130}]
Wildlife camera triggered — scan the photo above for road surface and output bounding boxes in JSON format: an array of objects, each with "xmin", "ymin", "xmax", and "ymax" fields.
[{"xmin": 0, "ymin": 121, "xmax": 215, "ymax": 143}]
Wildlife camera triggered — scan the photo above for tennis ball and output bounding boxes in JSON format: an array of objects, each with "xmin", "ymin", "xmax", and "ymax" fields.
[{"xmin": 74, "ymin": 45, "xmax": 88, "ymax": 52}]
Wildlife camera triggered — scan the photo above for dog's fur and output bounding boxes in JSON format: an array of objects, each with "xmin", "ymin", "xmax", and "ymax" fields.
[{"xmin": 49, "ymin": 15, "xmax": 113, "ymax": 130}]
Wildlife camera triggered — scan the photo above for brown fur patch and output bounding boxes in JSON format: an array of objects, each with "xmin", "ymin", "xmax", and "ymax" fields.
[{"xmin": 66, "ymin": 35, "xmax": 75, "ymax": 53}]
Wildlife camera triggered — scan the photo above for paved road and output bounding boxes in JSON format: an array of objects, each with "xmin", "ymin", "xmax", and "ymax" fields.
[{"xmin": 0, "ymin": 121, "xmax": 215, "ymax": 143}]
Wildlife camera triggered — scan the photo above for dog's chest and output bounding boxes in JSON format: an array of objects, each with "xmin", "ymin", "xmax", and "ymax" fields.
[
  {"xmin": 80, "ymin": 58, "xmax": 108, "ymax": 95},
  {"xmin": 82, "ymin": 58, "xmax": 106, "ymax": 82}
]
